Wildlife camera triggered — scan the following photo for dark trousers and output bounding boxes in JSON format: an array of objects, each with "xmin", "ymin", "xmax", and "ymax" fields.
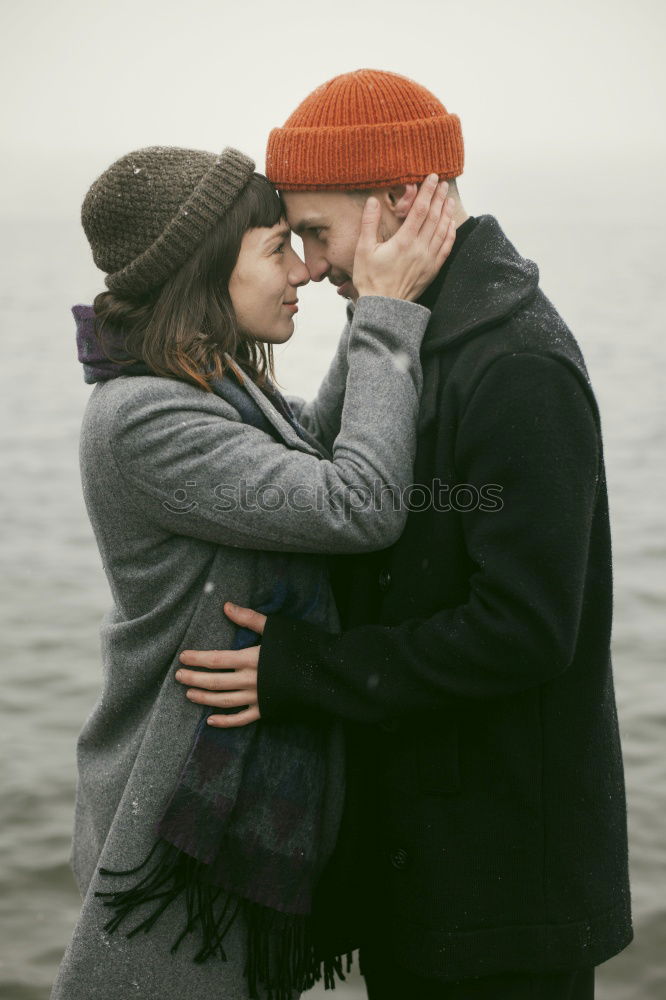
[{"xmin": 358, "ymin": 944, "xmax": 595, "ymax": 999}]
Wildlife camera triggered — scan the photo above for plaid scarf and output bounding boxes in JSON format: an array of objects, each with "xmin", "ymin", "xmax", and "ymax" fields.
[{"xmin": 75, "ymin": 305, "xmax": 354, "ymax": 999}]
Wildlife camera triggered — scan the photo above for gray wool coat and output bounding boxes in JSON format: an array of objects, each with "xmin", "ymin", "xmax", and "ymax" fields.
[{"xmin": 50, "ymin": 295, "xmax": 430, "ymax": 1000}]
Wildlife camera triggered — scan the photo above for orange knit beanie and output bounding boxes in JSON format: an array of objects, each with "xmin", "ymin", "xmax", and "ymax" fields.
[{"xmin": 265, "ymin": 68, "xmax": 464, "ymax": 191}]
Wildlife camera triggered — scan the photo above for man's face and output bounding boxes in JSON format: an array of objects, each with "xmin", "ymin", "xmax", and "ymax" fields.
[{"xmin": 281, "ymin": 191, "xmax": 368, "ymax": 301}]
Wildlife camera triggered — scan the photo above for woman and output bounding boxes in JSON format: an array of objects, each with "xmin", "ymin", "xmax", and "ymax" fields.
[{"xmin": 52, "ymin": 144, "xmax": 455, "ymax": 1000}]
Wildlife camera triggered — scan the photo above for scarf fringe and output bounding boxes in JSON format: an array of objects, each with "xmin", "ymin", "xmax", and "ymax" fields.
[{"xmin": 95, "ymin": 840, "xmax": 355, "ymax": 998}]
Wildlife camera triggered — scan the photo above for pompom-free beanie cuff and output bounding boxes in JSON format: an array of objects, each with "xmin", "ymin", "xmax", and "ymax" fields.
[
  {"xmin": 106, "ymin": 147, "xmax": 255, "ymax": 298},
  {"xmin": 266, "ymin": 113, "xmax": 464, "ymax": 191}
]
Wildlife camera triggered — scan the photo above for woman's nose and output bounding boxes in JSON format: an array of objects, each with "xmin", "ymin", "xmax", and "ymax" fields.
[{"xmin": 288, "ymin": 250, "xmax": 310, "ymax": 288}]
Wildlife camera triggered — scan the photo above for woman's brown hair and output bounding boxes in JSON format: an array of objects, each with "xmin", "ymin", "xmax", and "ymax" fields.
[{"xmin": 93, "ymin": 174, "xmax": 284, "ymax": 392}]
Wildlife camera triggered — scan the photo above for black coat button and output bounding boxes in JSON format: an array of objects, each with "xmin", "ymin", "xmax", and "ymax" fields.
[
  {"xmin": 378, "ymin": 568, "xmax": 392, "ymax": 592},
  {"xmin": 390, "ymin": 848, "xmax": 409, "ymax": 870}
]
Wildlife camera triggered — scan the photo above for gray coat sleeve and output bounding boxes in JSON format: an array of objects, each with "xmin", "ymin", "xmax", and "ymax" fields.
[
  {"xmin": 107, "ymin": 295, "xmax": 429, "ymax": 554},
  {"xmin": 283, "ymin": 302, "xmax": 354, "ymax": 454}
]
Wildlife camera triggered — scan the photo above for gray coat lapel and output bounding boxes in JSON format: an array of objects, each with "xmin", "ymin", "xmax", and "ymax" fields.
[{"xmin": 221, "ymin": 355, "xmax": 329, "ymax": 460}]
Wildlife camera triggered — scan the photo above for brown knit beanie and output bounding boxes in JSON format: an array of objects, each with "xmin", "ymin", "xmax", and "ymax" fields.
[
  {"xmin": 82, "ymin": 146, "xmax": 256, "ymax": 299},
  {"xmin": 266, "ymin": 68, "xmax": 464, "ymax": 191}
]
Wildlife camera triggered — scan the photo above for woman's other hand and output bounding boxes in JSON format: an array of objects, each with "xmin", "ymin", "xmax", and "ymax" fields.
[
  {"xmin": 176, "ymin": 603, "xmax": 266, "ymax": 728},
  {"xmin": 352, "ymin": 174, "xmax": 456, "ymax": 302}
]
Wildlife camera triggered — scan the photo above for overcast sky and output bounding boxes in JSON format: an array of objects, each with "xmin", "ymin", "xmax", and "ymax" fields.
[{"xmin": 1, "ymin": 0, "xmax": 664, "ymax": 221}]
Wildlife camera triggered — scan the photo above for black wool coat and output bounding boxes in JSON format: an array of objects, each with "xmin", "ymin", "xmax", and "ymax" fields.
[{"xmin": 257, "ymin": 215, "xmax": 633, "ymax": 982}]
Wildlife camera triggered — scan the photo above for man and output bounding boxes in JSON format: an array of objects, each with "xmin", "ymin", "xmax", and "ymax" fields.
[{"xmin": 177, "ymin": 69, "xmax": 632, "ymax": 998}]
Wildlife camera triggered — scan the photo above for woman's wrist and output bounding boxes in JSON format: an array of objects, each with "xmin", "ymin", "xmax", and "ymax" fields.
[
  {"xmin": 354, "ymin": 293, "xmax": 431, "ymax": 316},
  {"xmin": 355, "ymin": 286, "xmax": 415, "ymax": 302},
  {"xmin": 350, "ymin": 296, "xmax": 431, "ymax": 353}
]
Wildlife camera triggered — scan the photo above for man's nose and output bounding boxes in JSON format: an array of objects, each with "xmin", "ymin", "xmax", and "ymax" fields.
[{"xmin": 303, "ymin": 248, "xmax": 330, "ymax": 283}]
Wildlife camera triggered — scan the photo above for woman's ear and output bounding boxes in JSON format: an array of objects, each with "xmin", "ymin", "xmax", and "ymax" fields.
[{"xmin": 385, "ymin": 183, "xmax": 419, "ymax": 221}]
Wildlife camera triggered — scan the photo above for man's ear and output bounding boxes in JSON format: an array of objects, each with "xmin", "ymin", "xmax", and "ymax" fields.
[{"xmin": 383, "ymin": 183, "xmax": 419, "ymax": 221}]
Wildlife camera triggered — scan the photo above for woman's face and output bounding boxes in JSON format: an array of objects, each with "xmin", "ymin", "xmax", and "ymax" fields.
[{"xmin": 228, "ymin": 220, "xmax": 310, "ymax": 344}]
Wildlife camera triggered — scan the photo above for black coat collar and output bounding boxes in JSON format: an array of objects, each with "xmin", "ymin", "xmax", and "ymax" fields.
[
  {"xmin": 422, "ymin": 215, "xmax": 540, "ymax": 356},
  {"xmin": 416, "ymin": 216, "xmax": 540, "ymax": 433}
]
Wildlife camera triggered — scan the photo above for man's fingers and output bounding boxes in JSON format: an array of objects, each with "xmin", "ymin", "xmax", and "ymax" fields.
[
  {"xmin": 177, "ymin": 666, "xmax": 256, "ymax": 690},
  {"xmin": 179, "ymin": 649, "xmax": 233, "ymax": 669},
  {"xmin": 179, "ymin": 644, "xmax": 259, "ymax": 670},
  {"xmin": 186, "ymin": 688, "xmax": 251, "ymax": 708},
  {"xmin": 223, "ymin": 602, "xmax": 267, "ymax": 635},
  {"xmin": 208, "ymin": 705, "xmax": 260, "ymax": 728}
]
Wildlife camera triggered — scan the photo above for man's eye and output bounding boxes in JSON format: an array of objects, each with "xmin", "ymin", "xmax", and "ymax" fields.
[{"xmin": 273, "ymin": 242, "xmax": 285, "ymax": 255}]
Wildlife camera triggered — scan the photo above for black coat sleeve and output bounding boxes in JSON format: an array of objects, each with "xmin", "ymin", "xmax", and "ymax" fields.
[{"xmin": 257, "ymin": 353, "xmax": 602, "ymax": 722}]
